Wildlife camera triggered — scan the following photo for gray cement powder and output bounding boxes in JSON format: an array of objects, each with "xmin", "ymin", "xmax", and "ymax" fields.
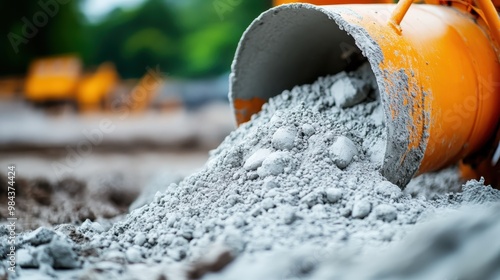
[
  {"xmin": 3, "ymin": 63, "xmax": 500, "ymax": 279},
  {"xmin": 95, "ymin": 63, "xmax": 403, "ymax": 261}
]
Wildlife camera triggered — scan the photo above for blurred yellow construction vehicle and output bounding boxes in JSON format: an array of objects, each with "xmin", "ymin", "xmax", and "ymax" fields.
[
  {"xmin": 230, "ymin": 0, "xmax": 500, "ymax": 187},
  {"xmin": 25, "ymin": 55, "xmax": 82, "ymax": 103},
  {"xmin": 76, "ymin": 62, "xmax": 118, "ymax": 112},
  {"xmin": 126, "ymin": 70, "xmax": 162, "ymax": 113},
  {"xmin": 24, "ymin": 55, "xmax": 119, "ymax": 111}
]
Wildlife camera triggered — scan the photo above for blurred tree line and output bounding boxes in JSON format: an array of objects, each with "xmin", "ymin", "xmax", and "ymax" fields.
[{"xmin": 0, "ymin": 0, "xmax": 271, "ymax": 78}]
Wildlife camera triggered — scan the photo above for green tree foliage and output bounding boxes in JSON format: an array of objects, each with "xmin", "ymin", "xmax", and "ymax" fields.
[
  {"xmin": 87, "ymin": 0, "xmax": 183, "ymax": 78},
  {"xmin": 172, "ymin": 0, "xmax": 272, "ymax": 77},
  {"xmin": 1, "ymin": 0, "xmax": 272, "ymax": 78},
  {"xmin": 0, "ymin": 0, "xmax": 85, "ymax": 76}
]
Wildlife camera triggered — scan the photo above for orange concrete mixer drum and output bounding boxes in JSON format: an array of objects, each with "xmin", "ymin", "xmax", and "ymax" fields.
[
  {"xmin": 274, "ymin": 0, "xmax": 394, "ymax": 4},
  {"xmin": 230, "ymin": 0, "xmax": 500, "ymax": 187}
]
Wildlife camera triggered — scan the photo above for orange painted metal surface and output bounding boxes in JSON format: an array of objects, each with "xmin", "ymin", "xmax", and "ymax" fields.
[
  {"xmin": 233, "ymin": 97, "xmax": 267, "ymax": 125},
  {"xmin": 389, "ymin": 0, "xmax": 413, "ymax": 29},
  {"xmin": 343, "ymin": 4, "xmax": 500, "ymax": 177},
  {"xmin": 275, "ymin": 0, "xmax": 500, "ymax": 7},
  {"xmin": 460, "ymin": 120, "xmax": 500, "ymax": 188},
  {"xmin": 475, "ymin": 0, "xmax": 500, "ymax": 58},
  {"xmin": 230, "ymin": 3, "xmax": 500, "ymax": 186},
  {"xmin": 330, "ymin": 4, "xmax": 500, "ymax": 181},
  {"xmin": 274, "ymin": 0, "xmax": 394, "ymax": 4}
]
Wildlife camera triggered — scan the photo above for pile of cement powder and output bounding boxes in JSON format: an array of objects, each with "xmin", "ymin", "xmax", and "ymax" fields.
[
  {"xmin": 206, "ymin": 198, "xmax": 500, "ymax": 280},
  {"xmin": 83, "ymin": 63, "xmax": 406, "ymax": 261},
  {"xmin": 4, "ymin": 63, "xmax": 500, "ymax": 279},
  {"xmin": 77, "ymin": 64, "xmax": 498, "ymax": 274}
]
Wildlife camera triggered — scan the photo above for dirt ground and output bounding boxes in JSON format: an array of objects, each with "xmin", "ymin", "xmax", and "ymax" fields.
[
  {"xmin": 0, "ymin": 100, "xmax": 229, "ymax": 231},
  {"xmin": 0, "ymin": 151, "xmax": 207, "ymax": 230},
  {"xmin": 0, "ymin": 149, "xmax": 209, "ymax": 231}
]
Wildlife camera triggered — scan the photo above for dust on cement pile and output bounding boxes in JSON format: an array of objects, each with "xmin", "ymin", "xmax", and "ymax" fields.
[
  {"xmin": 80, "ymin": 63, "xmax": 497, "ymax": 265},
  {"xmin": 4, "ymin": 63, "xmax": 500, "ymax": 279},
  {"xmin": 96, "ymin": 62, "xmax": 401, "ymax": 261}
]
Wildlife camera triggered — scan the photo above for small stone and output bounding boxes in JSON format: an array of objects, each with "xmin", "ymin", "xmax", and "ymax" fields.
[
  {"xmin": 180, "ymin": 230, "xmax": 194, "ymax": 240},
  {"xmin": 109, "ymin": 242, "xmax": 121, "ymax": 250},
  {"xmin": 301, "ymin": 191, "xmax": 325, "ymax": 208},
  {"xmin": 167, "ymin": 215, "xmax": 176, "ymax": 227},
  {"xmin": 330, "ymin": 73, "xmax": 369, "ymax": 108},
  {"xmin": 251, "ymin": 207, "xmax": 262, "ymax": 217},
  {"xmin": 264, "ymin": 189, "xmax": 278, "ymax": 198},
  {"xmin": 340, "ymin": 207, "xmax": 351, "ymax": 217},
  {"xmin": 168, "ymin": 248, "xmax": 187, "ymax": 261},
  {"xmin": 24, "ymin": 227, "xmax": 55, "ymax": 246},
  {"xmin": 257, "ymin": 152, "xmax": 291, "ymax": 177},
  {"xmin": 301, "ymin": 124, "xmax": 315, "ymax": 136},
  {"xmin": 283, "ymin": 212, "xmax": 297, "ymax": 225},
  {"xmin": 243, "ymin": 149, "xmax": 272, "ymax": 171},
  {"xmin": 278, "ymin": 206, "xmax": 298, "ymax": 225},
  {"xmin": 374, "ymin": 204, "xmax": 397, "ymax": 222},
  {"xmin": 226, "ymin": 195, "xmax": 240, "ymax": 207},
  {"xmin": 126, "ymin": 247, "xmax": 142, "ymax": 263},
  {"xmin": 36, "ymin": 247, "xmax": 56, "ymax": 276},
  {"xmin": 0, "ymin": 225, "xmax": 8, "ymax": 236},
  {"xmin": 48, "ymin": 238, "xmax": 80, "ymax": 269},
  {"xmin": 335, "ymin": 230, "xmax": 349, "ymax": 241},
  {"xmin": 158, "ymin": 234, "xmax": 175, "ymax": 246},
  {"xmin": 91, "ymin": 222, "xmax": 105, "ymax": 233},
  {"xmin": 264, "ymin": 179, "xmax": 279, "ymax": 189},
  {"xmin": 330, "ymin": 136, "xmax": 358, "ymax": 169},
  {"xmin": 227, "ymin": 214, "xmax": 246, "ymax": 228},
  {"xmin": 34, "ymin": 246, "xmax": 53, "ymax": 267},
  {"xmin": 370, "ymin": 105, "xmax": 385, "ymax": 126},
  {"xmin": 80, "ymin": 219, "xmax": 104, "ymax": 233},
  {"xmin": 17, "ymin": 249, "xmax": 37, "ymax": 268},
  {"xmin": 326, "ymin": 188, "xmax": 343, "ymax": 203},
  {"xmin": 247, "ymin": 172, "xmax": 259, "ymax": 180},
  {"xmin": 272, "ymin": 126, "xmax": 297, "ymax": 150},
  {"xmin": 221, "ymin": 231, "xmax": 245, "ymax": 253},
  {"xmin": 352, "ymin": 199, "xmax": 372, "ymax": 219},
  {"xmin": 134, "ymin": 233, "xmax": 147, "ymax": 246},
  {"xmin": 269, "ymin": 112, "xmax": 283, "ymax": 127},
  {"xmin": 54, "ymin": 224, "xmax": 77, "ymax": 236},
  {"xmin": 172, "ymin": 237, "xmax": 189, "ymax": 247},
  {"xmin": 80, "ymin": 219, "xmax": 93, "ymax": 232},
  {"xmin": 222, "ymin": 147, "xmax": 243, "ymax": 168},
  {"xmin": 261, "ymin": 198, "xmax": 275, "ymax": 210},
  {"xmin": 154, "ymin": 191, "xmax": 163, "ymax": 203},
  {"xmin": 375, "ymin": 181, "xmax": 402, "ymax": 199}
]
